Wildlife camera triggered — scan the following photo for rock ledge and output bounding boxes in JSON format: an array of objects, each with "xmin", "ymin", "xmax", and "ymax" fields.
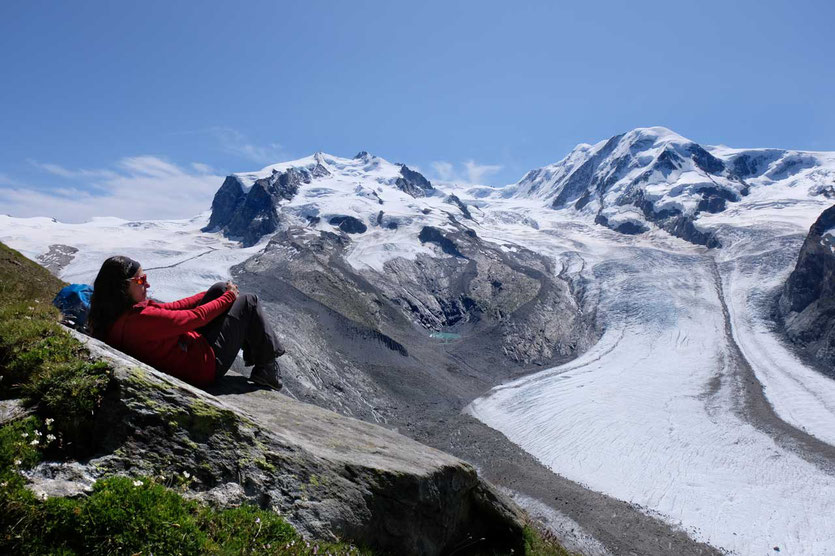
[{"xmin": 24, "ymin": 330, "xmax": 524, "ymax": 555}]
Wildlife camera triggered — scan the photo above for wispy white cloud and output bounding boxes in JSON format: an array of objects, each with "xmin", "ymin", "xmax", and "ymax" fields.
[
  {"xmin": 1, "ymin": 156, "xmax": 224, "ymax": 223},
  {"xmin": 191, "ymin": 162, "xmax": 215, "ymax": 174},
  {"xmin": 431, "ymin": 161, "xmax": 456, "ymax": 181},
  {"xmin": 28, "ymin": 160, "xmax": 119, "ymax": 180},
  {"xmin": 208, "ymin": 128, "xmax": 288, "ymax": 165},
  {"xmin": 464, "ymin": 160, "xmax": 503, "ymax": 184},
  {"xmin": 429, "ymin": 159, "xmax": 503, "ymax": 185}
]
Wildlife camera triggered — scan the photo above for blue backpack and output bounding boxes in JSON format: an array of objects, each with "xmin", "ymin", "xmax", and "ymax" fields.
[{"xmin": 52, "ymin": 284, "xmax": 93, "ymax": 331}]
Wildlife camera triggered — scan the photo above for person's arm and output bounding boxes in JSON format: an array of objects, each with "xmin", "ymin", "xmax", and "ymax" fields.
[
  {"xmin": 157, "ymin": 292, "xmax": 207, "ymax": 311},
  {"xmin": 136, "ymin": 291, "xmax": 236, "ymax": 339}
]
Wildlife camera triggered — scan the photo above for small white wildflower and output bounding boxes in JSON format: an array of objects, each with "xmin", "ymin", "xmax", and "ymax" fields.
[
  {"xmin": 45, "ymin": 418, "xmax": 54, "ymax": 426},
  {"xmin": 1, "ymin": 481, "xmax": 7, "ymax": 487},
  {"xmin": 133, "ymin": 480, "xmax": 143, "ymax": 487},
  {"xmin": 24, "ymin": 316, "xmax": 31, "ymax": 320},
  {"xmin": 14, "ymin": 459, "xmax": 21, "ymax": 466},
  {"xmin": 46, "ymin": 434, "xmax": 56, "ymax": 442},
  {"xmin": 255, "ymin": 517, "xmax": 261, "ymax": 524},
  {"xmin": 34, "ymin": 430, "xmax": 42, "ymax": 437},
  {"xmin": 34, "ymin": 300, "xmax": 40, "ymax": 303},
  {"xmin": 21, "ymin": 432, "xmax": 28, "ymax": 438},
  {"xmin": 30, "ymin": 439, "xmax": 39, "ymax": 446},
  {"xmin": 182, "ymin": 471, "xmax": 190, "ymax": 479},
  {"xmin": 27, "ymin": 306, "xmax": 35, "ymax": 311}
]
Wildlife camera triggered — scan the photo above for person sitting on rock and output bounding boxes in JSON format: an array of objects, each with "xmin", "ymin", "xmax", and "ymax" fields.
[{"xmin": 88, "ymin": 255, "xmax": 284, "ymax": 390}]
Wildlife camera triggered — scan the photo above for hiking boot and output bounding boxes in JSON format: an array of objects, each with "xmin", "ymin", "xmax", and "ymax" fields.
[{"xmin": 249, "ymin": 360, "xmax": 282, "ymax": 391}]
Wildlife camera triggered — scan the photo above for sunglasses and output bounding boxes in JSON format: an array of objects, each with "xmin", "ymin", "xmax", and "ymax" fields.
[{"xmin": 127, "ymin": 274, "xmax": 149, "ymax": 286}]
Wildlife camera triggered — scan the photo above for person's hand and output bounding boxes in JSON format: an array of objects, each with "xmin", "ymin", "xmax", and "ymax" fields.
[{"xmin": 225, "ymin": 281, "xmax": 239, "ymax": 299}]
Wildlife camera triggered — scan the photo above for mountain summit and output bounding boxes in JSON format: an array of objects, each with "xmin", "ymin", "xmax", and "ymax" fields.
[
  {"xmin": 504, "ymin": 126, "xmax": 835, "ymax": 245},
  {"xmin": 203, "ymin": 152, "xmax": 435, "ymax": 246}
]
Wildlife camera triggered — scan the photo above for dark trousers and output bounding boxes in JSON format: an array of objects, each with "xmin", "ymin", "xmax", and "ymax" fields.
[{"xmin": 197, "ymin": 282, "xmax": 284, "ymax": 378}]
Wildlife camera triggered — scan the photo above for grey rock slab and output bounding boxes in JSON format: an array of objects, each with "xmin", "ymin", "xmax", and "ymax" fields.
[
  {"xmin": 0, "ymin": 398, "xmax": 28, "ymax": 426},
  {"xmin": 220, "ymin": 387, "xmax": 460, "ymax": 475},
  {"xmin": 24, "ymin": 462, "xmax": 97, "ymax": 499},
  {"xmin": 36, "ymin": 243, "xmax": 78, "ymax": 275},
  {"xmin": 51, "ymin": 329, "xmax": 525, "ymax": 555}
]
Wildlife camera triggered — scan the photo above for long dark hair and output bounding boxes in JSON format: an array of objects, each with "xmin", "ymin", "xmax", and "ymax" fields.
[{"xmin": 88, "ymin": 256, "xmax": 141, "ymax": 340}]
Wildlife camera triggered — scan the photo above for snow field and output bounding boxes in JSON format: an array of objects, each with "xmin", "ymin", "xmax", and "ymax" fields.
[{"xmin": 0, "ymin": 213, "xmax": 263, "ymax": 301}]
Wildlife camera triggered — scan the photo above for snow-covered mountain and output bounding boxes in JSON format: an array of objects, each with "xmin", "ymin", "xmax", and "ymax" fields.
[
  {"xmin": 3, "ymin": 127, "xmax": 835, "ymax": 555},
  {"xmin": 200, "ymin": 126, "xmax": 835, "ymax": 252},
  {"xmin": 203, "ymin": 152, "xmax": 437, "ymax": 246},
  {"xmin": 495, "ymin": 126, "xmax": 835, "ymax": 245}
]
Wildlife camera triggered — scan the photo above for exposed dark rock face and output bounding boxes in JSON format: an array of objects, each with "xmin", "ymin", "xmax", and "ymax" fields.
[
  {"xmin": 37, "ymin": 244, "xmax": 78, "ymax": 274},
  {"xmin": 374, "ymin": 211, "xmax": 400, "ymax": 230},
  {"xmin": 777, "ymin": 204, "xmax": 835, "ymax": 376},
  {"xmin": 203, "ymin": 176, "xmax": 247, "ymax": 232},
  {"xmin": 620, "ymin": 189, "xmax": 722, "ymax": 247},
  {"xmin": 696, "ymin": 187, "xmax": 733, "ymax": 213},
  {"xmin": 768, "ymin": 154, "xmax": 818, "ymax": 181},
  {"xmin": 32, "ymin": 332, "xmax": 526, "ymax": 556},
  {"xmin": 328, "ymin": 215, "xmax": 368, "ymax": 234},
  {"xmin": 552, "ymin": 134, "xmax": 624, "ymax": 209},
  {"xmin": 204, "ymin": 164, "xmax": 330, "ymax": 246},
  {"xmin": 594, "ymin": 214, "xmax": 647, "ymax": 235},
  {"xmin": 224, "ymin": 182, "xmax": 281, "ymax": 247},
  {"xmin": 667, "ymin": 215, "xmax": 721, "ymax": 248},
  {"xmin": 446, "ymin": 194, "xmax": 474, "ymax": 220},
  {"xmin": 687, "ymin": 143, "xmax": 725, "ymax": 174},
  {"xmin": 395, "ymin": 164, "xmax": 434, "ymax": 198},
  {"xmin": 418, "ymin": 226, "xmax": 466, "ymax": 258}
]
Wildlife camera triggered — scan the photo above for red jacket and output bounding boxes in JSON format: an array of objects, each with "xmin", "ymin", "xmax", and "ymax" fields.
[{"xmin": 107, "ymin": 290, "xmax": 236, "ymax": 387}]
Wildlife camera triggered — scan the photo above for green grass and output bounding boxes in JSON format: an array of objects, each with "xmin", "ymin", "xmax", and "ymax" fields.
[
  {"xmin": 0, "ymin": 475, "xmax": 370, "ymax": 555},
  {"xmin": 0, "ymin": 416, "xmax": 43, "ymax": 479},
  {"xmin": 0, "ymin": 243, "xmax": 112, "ymax": 456}
]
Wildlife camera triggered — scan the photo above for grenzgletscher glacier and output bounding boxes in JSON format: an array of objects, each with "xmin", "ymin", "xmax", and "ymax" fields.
[{"xmin": 3, "ymin": 126, "xmax": 835, "ymax": 555}]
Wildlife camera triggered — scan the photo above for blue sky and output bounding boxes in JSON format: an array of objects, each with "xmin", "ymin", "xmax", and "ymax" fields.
[{"xmin": 1, "ymin": 0, "xmax": 833, "ymax": 221}]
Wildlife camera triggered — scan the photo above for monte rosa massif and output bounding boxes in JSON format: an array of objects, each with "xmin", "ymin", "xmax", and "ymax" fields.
[{"xmin": 3, "ymin": 126, "xmax": 835, "ymax": 556}]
